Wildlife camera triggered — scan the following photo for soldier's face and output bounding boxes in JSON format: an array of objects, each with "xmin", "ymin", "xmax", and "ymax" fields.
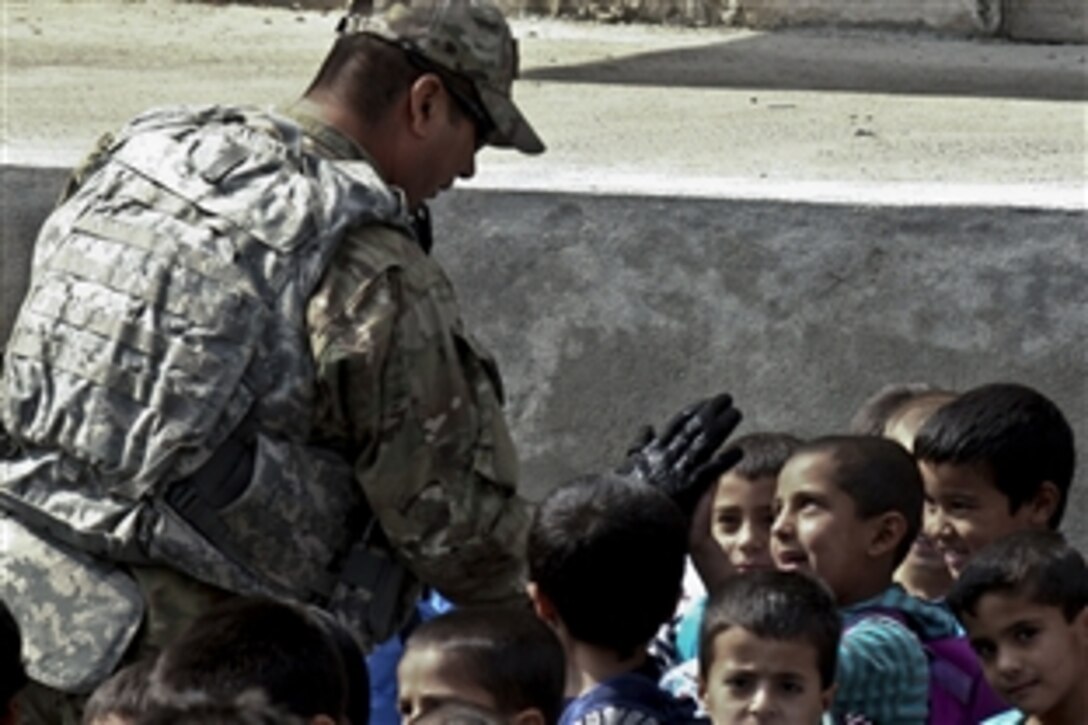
[{"xmin": 402, "ymin": 76, "xmax": 479, "ymax": 209}]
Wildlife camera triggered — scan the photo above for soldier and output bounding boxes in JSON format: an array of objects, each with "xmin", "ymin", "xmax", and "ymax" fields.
[
  {"xmin": 0, "ymin": 0, "xmax": 742, "ymax": 722},
  {"xmin": 3, "ymin": 1, "xmax": 541, "ymax": 721}
]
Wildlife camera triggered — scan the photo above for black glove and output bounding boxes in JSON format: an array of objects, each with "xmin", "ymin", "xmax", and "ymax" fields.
[{"xmin": 617, "ymin": 392, "xmax": 743, "ymax": 516}]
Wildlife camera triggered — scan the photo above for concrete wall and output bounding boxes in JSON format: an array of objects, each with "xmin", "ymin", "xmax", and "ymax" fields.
[
  {"xmin": 2, "ymin": 167, "xmax": 1087, "ymax": 554},
  {"xmin": 1006, "ymin": 0, "xmax": 1088, "ymax": 42},
  {"xmin": 731, "ymin": 0, "xmax": 994, "ymax": 33}
]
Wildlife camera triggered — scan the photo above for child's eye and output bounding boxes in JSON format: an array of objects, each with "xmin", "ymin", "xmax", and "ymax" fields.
[
  {"xmin": 716, "ymin": 514, "xmax": 742, "ymax": 532},
  {"xmin": 1012, "ymin": 624, "xmax": 1039, "ymax": 644},
  {"xmin": 779, "ymin": 678, "xmax": 805, "ymax": 695},
  {"xmin": 947, "ymin": 497, "xmax": 975, "ymax": 512},
  {"xmin": 725, "ymin": 674, "xmax": 754, "ymax": 694},
  {"xmin": 971, "ymin": 640, "xmax": 996, "ymax": 661}
]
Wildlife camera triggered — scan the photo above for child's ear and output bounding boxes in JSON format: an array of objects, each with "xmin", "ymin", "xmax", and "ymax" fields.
[
  {"xmin": 526, "ymin": 582, "xmax": 558, "ymax": 625},
  {"xmin": 510, "ymin": 708, "xmax": 547, "ymax": 725},
  {"xmin": 1026, "ymin": 481, "xmax": 1061, "ymax": 527},
  {"xmin": 697, "ymin": 673, "xmax": 708, "ymax": 702},
  {"xmin": 820, "ymin": 683, "xmax": 838, "ymax": 712},
  {"xmin": 867, "ymin": 511, "xmax": 908, "ymax": 560}
]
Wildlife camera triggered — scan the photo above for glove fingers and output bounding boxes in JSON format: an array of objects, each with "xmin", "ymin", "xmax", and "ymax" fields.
[
  {"xmin": 674, "ymin": 448, "xmax": 745, "ymax": 514},
  {"xmin": 625, "ymin": 425, "xmax": 656, "ymax": 458},
  {"xmin": 658, "ymin": 400, "xmax": 702, "ymax": 444}
]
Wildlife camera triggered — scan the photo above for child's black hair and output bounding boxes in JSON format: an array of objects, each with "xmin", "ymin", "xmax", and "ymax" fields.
[
  {"xmin": 721, "ymin": 432, "xmax": 803, "ymax": 481},
  {"xmin": 698, "ymin": 570, "xmax": 841, "ymax": 690},
  {"xmin": 947, "ymin": 530, "xmax": 1087, "ymax": 623},
  {"xmin": 528, "ymin": 473, "xmax": 687, "ymax": 660},
  {"xmin": 83, "ymin": 658, "xmax": 154, "ymax": 724},
  {"xmin": 914, "ymin": 382, "xmax": 1075, "ymax": 528},
  {"xmin": 791, "ymin": 436, "xmax": 923, "ymax": 568},
  {"xmin": 150, "ymin": 597, "xmax": 346, "ymax": 721},
  {"xmin": 404, "ymin": 607, "xmax": 565, "ymax": 725}
]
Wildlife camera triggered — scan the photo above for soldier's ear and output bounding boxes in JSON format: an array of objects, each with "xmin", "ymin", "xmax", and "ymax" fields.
[{"xmin": 407, "ymin": 73, "xmax": 445, "ymax": 137}]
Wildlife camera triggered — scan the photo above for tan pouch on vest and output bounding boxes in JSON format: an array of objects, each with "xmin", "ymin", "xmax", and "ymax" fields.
[{"xmin": 0, "ymin": 514, "xmax": 144, "ymax": 693}]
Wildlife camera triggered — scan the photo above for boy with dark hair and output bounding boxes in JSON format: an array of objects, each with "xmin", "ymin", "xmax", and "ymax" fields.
[
  {"xmin": 148, "ymin": 597, "xmax": 347, "ymax": 725},
  {"xmin": 527, "ymin": 473, "xmax": 701, "ymax": 724},
  {"xmin": 397, "ymin": 607, "xmax": 565, "ymax": 725},
  {"xmin": 83, "ymin": 659, "xmax": 154, "ymax": 725},
  {"xmin": 915, "ymin": 382, "xmax": 1075, "ymax": 579},
  {"xmin": 946, "ymin": 531, "xmax": 1088, "ymax": 725},
  {"xmin": 772, "ymin": 435, "xmax": 1002, "ymax": 724},
  {"xmin": 1, "ymin": 601, "xmax": 27, "ymax": 725},
  {"xmin": 698, "ymin": 570, "xmax": 840, "ymax": 724}
]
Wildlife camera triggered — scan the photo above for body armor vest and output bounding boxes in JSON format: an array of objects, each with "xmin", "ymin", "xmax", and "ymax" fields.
[{"xmin": 1, "ymin": 106, "xmax": 414, "ymax": 687}]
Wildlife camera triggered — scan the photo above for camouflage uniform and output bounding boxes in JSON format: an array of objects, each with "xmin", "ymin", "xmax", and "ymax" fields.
[{"xmin": 1, "ymin": 2, "xmax": 542, "ymax": 720}]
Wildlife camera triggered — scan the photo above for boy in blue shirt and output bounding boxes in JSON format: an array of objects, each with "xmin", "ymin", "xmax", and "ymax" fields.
[
  {"xmin": 947, "ymin": 530, "xmax": 1088, "ymax": 725},
  {"xmin": 914, "ymin": 382, "xmax": 1075, "ymax": 581},
  {"xmin": 528, "ymin": 473, "xmax": 704, "ymax": 724},
  {"xmin": 771, "ymin": 436, "xmax": 991, "ymax": 724}
]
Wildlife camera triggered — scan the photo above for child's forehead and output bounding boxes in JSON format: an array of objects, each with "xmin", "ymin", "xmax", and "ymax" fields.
[
  {"xmin": 715, "ymin": 469, "xmax": 777, "ymax": 500},
  {"xmin": 920, "ymin": 459, "xmax": 1002, "ymax": 495},
  {"xmin": 968, "ymin": 588, "xmax": 1063, "ymax": 627},
  {"xmin": 712, "ymin": 625, "xmax": 822, "ymax": 672}
]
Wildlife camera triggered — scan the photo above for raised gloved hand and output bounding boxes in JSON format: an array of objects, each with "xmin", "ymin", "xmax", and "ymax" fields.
[{"xmin": 617, "ymin": 392, "xmax": 743, "ymax": 516}]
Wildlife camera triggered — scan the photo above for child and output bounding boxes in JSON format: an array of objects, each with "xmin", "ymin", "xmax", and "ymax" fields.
[
  {"xmin": 83, "ymin": 659, "xmax": 153, "ymax": 725},
  {"xmin": 883, "ymin": 390, "xmax": 958, "ymax": 601},
  {"xmin": 698, "ymin": 570, "xmax": 840, "ymax": 725},
  {"xmin": 947, "ymin": 531, "xmax": 1088, "ymax": 725},
  {"xmin": 396, "ymin": 607, "xmax": 565, "ymax": 725},
  {"xmin": 771, "ymin": 436, "xmax": 993, "ymax": 724},
  {"xmin": 663, "ymin": 432, "xmax": 802, "ymax": 674},
  {"xmin": 914, "ymin": 382, "xmax": 1075, "ymax": 579},
  {"xmin": 527, "ymin": 473, "xmax": 701, "ymax": 723},
  {"xmin": 147, "ymin": 597, "xmax": 348, "ymax": 725},
  {"xmin": 850, "ymin": 382, "xmax": 951, "ymax": 438}
]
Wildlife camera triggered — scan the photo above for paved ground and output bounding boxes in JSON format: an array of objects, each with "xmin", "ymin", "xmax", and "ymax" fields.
[{"xmin": 2, "ymin": 1, "xmax": 1086, "ymax": 207}]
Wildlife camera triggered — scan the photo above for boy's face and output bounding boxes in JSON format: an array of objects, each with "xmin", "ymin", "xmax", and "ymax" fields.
[
  {"xmin": 920, "ymin": 461, "xmax": 1047, "ymax": 578},
  {"xmin": 961, "ymin": 591, "xmax": 1088, "ymax": 721},
  {"xmin": 397, "ymin": 645, "xmax": 506, "ymax": 725},
  {"xmin": 712, "ymin": 472, "xmax": 777, "ymax": 575},
  {"xmin": 771, "ymin": 452, "xmax": 880, "ymax": 604},
  {"xmin": 699, "ymin": 626, "xmax": 832, "ymax": 724}
]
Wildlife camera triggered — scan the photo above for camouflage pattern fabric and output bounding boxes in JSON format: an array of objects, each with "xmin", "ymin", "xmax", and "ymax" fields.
[
  {"xmin": 2, "ymin": 102, "xmax": 531, "ymax": 696},
  {"xmin": 294, "ymin": 102, "xmax": 532, "ymax": 610},
  {"xmin": 339, "ymin": 0, "xmax": 544, "ymax": 154}
]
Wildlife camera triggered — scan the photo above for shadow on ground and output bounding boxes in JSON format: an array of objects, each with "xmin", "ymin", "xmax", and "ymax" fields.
[{"xmin": 523, "ymin": 30, "xmax": 1088, "ymax": 101}]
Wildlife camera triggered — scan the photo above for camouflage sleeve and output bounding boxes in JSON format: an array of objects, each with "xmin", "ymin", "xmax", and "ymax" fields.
[{"xmin": 308, "ymin": 225, "xmax": 530, "ymax": 609}]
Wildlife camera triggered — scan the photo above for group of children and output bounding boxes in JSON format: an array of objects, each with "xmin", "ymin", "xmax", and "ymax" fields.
[{"xmin": 1, "ymin": 380, "xmax": 1084, "ymax": 725}]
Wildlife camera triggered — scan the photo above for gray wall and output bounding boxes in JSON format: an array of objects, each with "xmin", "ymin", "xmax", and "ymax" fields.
[{"xmin": 3, "ymin": 167, "xmax": 1086, "ymax": 552}]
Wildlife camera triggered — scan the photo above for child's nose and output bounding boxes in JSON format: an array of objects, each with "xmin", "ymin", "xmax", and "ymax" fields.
[
  {"xmin": 748, "ymin": 683, "xmax": 776, "ymax": 714},
  {"xmin": 923, "ymin": 502, "xmax": 948, "ymax": 540}
]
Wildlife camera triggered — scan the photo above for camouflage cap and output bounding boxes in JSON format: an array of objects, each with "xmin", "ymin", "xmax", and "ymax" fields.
[{"xmin": 340, "ymin": 0, "xmax": 544, "ymax": 154}]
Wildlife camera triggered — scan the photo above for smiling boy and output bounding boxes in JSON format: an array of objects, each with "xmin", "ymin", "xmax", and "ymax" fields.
[
  {"xmin": 771, "ymin": 436, "xmax": 973, "ymax": 724},
  {"xmin": 914, "ymin": 383, "xmax": 1075, "ymax": 579},
  {"xmin": 946, "ymin": 531, "xmax": 1088, "ymax": 725}
]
